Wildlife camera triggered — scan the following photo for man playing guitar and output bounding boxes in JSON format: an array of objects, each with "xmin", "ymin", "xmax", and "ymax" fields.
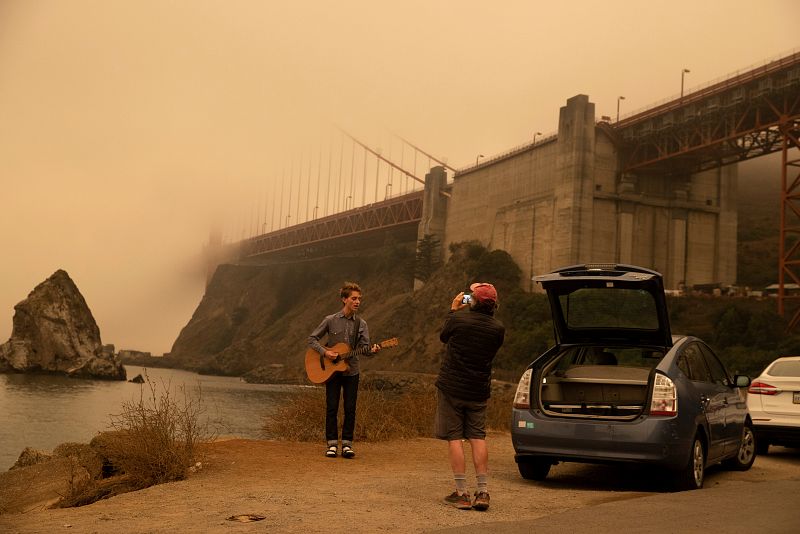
[{"xmin": 308, "ymin": 282, "xmax": 380, "ymax": 459}]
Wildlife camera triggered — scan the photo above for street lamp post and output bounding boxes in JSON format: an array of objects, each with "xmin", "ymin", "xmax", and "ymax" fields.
[
  {"xmin": 681, "ymin": 68, "xmax": 690, "ymax": 102},
  {"xmin": 533, "ymin": 131, "xmax": 542, "ymax": 145},
  {"xmin": 476, "ymin": 154, "xmax": 485, "ymax": 166},
  {"xmin": 617, "ymin": 96, "xmax": 625, "ymax": 122}
]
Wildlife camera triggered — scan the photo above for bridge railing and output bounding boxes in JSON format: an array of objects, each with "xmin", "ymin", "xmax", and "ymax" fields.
[
  {"xmin": 617, "ymin": 47, "xmax": 800, "ymax": 126},
  {"xmin": 455, "ymin": 131, "xmax": 558, "ymax": 175}
]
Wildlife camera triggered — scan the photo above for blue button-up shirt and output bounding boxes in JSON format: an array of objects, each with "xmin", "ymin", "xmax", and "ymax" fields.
[{"xmin": 308, "ymin": 311, "xmax": 371, "ymax": 376}]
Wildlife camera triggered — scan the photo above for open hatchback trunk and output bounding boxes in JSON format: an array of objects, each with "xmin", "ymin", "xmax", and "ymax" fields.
[
  {"xmin": 538, "ymin": 345, "xmax": 664, "ymax": 419},
  {"xmin": 532, "ymin": 264, "xmax": 674, "ymax": 420}
]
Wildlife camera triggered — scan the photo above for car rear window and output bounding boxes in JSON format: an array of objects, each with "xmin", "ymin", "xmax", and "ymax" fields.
[
  {"xmin": 558, "ymin": 288, "xmax": 660, "ymax": 330},
  {"xmin": 768, "ymin": 360, "xmax": 800, "ymax": 377}
]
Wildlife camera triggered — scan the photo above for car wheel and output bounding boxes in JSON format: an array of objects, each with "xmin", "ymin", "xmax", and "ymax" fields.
[
  {"xmin": 756, "ymin": 439, "xmax": 769, "ymax": 456},
  {"xmin": 672, "ymin": 435, "xmax": 705, "ymax": 491},
  {"xmin": 518, "ymin": 458, "xmax": 552, "ymax": 481},
  {"xmin": 724, "ymin": 421, "xmax": 756, "ymax": 471}
]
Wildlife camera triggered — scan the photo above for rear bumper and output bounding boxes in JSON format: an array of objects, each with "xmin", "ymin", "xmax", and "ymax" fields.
[
  {"xmin": 511, "ymin": 408, "xmax": 690, "ymax": 470},
  {"xmin": 752, "ymin": 423, "xmax": 800, "ymax": 446}
]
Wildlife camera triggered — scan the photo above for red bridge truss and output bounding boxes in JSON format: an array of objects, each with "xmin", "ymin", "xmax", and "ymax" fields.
[
  {"xmin": 240, "ymin": 191, "xmax": 423, "ymax": 259},
  {"xmin": 612, "ymin": 51, "xmax": 800, "ymax": 328},
  {"xmin": 614, "ymin": 52, "xmax": 800, "ymax": 175}
]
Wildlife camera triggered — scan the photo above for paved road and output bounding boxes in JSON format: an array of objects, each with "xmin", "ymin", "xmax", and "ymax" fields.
[{"xmin": 435, "ymin": 477, "xmax": 800, "ymax": 534}]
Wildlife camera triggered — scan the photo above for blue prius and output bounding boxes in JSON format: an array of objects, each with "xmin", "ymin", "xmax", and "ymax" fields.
[{"xmin": 511, "ymin": 264, "xmax": 756, "ymax": 490}]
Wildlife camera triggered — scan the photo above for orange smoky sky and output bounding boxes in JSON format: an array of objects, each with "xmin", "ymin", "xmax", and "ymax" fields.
[{"xmin": 0, "ymin": 1, "xmax": 797, "ymax": 354}]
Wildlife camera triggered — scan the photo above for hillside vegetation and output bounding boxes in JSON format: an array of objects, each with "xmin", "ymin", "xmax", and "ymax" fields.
[{"xmin": 167, "ymin": 237, "xmax": 798, "ymax": 381}]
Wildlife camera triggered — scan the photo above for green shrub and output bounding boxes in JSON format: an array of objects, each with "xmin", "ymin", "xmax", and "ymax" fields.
[
  {"xmin": 720, "ymin": 346, "xmax": 776, "ymax": 377},
  {"xmin": 714, "ymin": 306, "xmax": 748, "ymax": 347},
  {"xmin": 415, "ymin": 234, "xmax": 442, "ymax": 282},
  {"xmin": 449, "ymin": 240, "xmax": 487, "ymax": 261},
  {"xmin": 470, "ymin": 249, "xmax": 522, "ymax": 291}
]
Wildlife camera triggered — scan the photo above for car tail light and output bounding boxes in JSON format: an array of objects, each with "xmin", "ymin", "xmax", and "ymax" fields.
[
  {"xmin": 748, "ymin": 381, "xmax": 779, "ymax": 395},
  {"xmin": 650, "ymin": 373, "xmax": 678, "ymax": 417},
  {"xmin": 513, "ymin": 369, "xmax": 533, "ymax": 409}
]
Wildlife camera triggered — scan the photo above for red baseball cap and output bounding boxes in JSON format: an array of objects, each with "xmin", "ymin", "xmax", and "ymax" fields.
[{"xmin": 469, "ymin": 282, "xmax": 497, "ymax": 304}]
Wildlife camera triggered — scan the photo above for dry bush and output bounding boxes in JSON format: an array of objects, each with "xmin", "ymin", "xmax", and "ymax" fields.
[
  {"xmin": 262, "ymin": 385, "xmax": 514, "ymax": 442},
  {"xmin": 101, "ymin": 376, "xmax": 212, "ymax": 489},
  {"xmin": 262, "ymin": 388, "xmax": 324, "ymax": 441},
  {"xmin": 355, "ymin": 388, "xmax": 437, "ymax": 440},
  {"xmin": 485, "ymin": 387, "xmax": 514, "ymax": 432},
  {"xmin": 55, "ymin": 457, "xmax": 95, "ymax": 508}
]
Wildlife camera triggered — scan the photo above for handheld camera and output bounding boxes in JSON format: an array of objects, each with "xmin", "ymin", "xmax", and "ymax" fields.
[{"xmin": 461, "ymin": 293, "xmax": 472, "ymax": 304}]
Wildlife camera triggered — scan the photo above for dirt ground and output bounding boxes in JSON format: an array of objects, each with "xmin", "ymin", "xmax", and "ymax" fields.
[{"xmin": 1, "ymin": 433, "xmax": 799, "ymax": 534}]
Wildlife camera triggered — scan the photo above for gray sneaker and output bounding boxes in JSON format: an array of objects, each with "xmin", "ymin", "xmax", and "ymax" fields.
[
  {"xmin": 472, "ymin": 491, "xmax": 490, "ymax": 511},
  {"xmin": 444, "ymin": 491, "xmax": 461, "ymax": 503},
  {"xmin": 444, "ymin": 492, "xmax": 472, "ymax": 509}
]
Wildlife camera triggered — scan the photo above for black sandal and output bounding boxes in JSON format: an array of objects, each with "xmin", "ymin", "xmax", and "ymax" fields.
[{"xmin": 325, "ymin": 446, "xmax": 337, "ymax": 458}]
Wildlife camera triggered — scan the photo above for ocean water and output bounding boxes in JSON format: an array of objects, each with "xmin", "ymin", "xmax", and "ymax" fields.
[{"xmin": 0, "ymin": 365, "xmax": 308, "ymax": 470}]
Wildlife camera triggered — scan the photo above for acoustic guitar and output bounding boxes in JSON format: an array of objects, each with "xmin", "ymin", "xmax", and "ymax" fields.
[{"xmin": 305, "ymin": 337, "xmax": 399, "ymax": 384}]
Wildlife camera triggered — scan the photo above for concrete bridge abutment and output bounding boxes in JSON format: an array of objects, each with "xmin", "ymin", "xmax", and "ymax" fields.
[
  {"xmin": 414, "ymin": 166, "xmax": 448, "ymax": 290},
  {"xmin": 442, "ymin": 94, "xmax": 738, "ymax": 291}
]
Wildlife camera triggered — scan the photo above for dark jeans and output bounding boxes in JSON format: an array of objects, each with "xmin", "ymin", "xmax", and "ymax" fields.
[{"xmin": 325, "ymin": 373, "xmax": 360, "ymax": 446}]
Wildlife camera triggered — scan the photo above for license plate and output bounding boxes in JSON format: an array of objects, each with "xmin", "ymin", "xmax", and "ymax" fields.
[{"xmin": 794, "ymin": 392, "xmax": 800, "ymax": 404}]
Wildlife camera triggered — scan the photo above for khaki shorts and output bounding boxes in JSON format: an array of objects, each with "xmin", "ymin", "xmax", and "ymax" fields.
[{"xmin": 435, "ymin": 389, "xmax": 487, "ymax": 440}]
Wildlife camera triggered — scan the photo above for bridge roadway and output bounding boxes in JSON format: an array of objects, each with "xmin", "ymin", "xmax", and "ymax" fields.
[
  {"xmin": 612, "ymin": 50, "xmax": 800, "ymax": 174},
  {"xmin": 240, "ymin": 190, "xmax": 423, "ymax": 260}
]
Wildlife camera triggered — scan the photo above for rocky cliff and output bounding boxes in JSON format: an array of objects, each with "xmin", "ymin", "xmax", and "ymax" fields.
[
  {"xmin": 167, "ymin": 243, "xmax": 430, "ymax": 376},
  {"xmin": 0, "ymin": 270, "xmax": 126, "ymax": 380},
  {"xmin": 166, "ymin": 242, "xmax": 530, "ymax": 381}
]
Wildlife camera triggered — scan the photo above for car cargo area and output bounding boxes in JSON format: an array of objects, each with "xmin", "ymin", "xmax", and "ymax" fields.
[{"xmin": 538, "ymin": 346, "xmax": 661, "ymax": 420}]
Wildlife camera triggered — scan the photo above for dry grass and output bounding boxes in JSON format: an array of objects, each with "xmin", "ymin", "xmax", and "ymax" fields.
[
  {"xmin": 102, "ymin": 377, "xmax": 211, "ymax": 488},
  {"xmin": 262, "ymin": 385, "xmax": 515, "ymax": 442},
  {"xmin": 57, "ymin": 376, "xmax": 210, "ymax": 509},
  {"xmin": 56, "ymin": 376, "xmax": 212, "ymax": 508}
]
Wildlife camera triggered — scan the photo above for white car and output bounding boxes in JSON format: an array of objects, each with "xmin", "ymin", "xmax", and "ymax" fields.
[{"xmin": 747, "ymin": 356, "xmax": 800, "ymax": 454}]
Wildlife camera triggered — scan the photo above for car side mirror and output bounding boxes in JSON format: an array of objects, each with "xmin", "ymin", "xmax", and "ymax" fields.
[{"xmin": 733, "ymin": 374, "xmax": 751, "ymax": 388}]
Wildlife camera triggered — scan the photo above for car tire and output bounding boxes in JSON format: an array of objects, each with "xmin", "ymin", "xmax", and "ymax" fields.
[
  {"xmin": 672, "ymin": 435, "xmax": 705, "ymax": 491},
  {"xmin": 723, "ymin": 421, "xmax": 756, "ymax": 471},
  {"xmin": 518, "ymin": 458, "xmax": 552, "ymax": 481},
  {"xmin": 756, "ymin": 439, "xmax": 769, "ymax": 456}
]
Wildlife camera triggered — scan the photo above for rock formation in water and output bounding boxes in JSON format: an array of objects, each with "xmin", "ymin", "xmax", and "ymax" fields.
[{"xmin": 0, "ymin": 269, "xmax": 126, "ymax": 380}]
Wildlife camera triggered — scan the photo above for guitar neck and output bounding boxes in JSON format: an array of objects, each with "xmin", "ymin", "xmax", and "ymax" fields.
[{"xmin": 343, "ymin": 345, "xmax": 371, "ymax": 360}]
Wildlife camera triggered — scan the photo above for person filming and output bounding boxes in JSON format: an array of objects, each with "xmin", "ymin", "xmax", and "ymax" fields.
[{"xmin": 435, "ymin": 282, "xmax": 505, "ymax": 511}]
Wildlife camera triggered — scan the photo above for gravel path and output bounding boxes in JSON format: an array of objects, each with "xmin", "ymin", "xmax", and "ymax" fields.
[{"xmin": 1, "ymin": 433, "xmax": 798, "ymax": 533}]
